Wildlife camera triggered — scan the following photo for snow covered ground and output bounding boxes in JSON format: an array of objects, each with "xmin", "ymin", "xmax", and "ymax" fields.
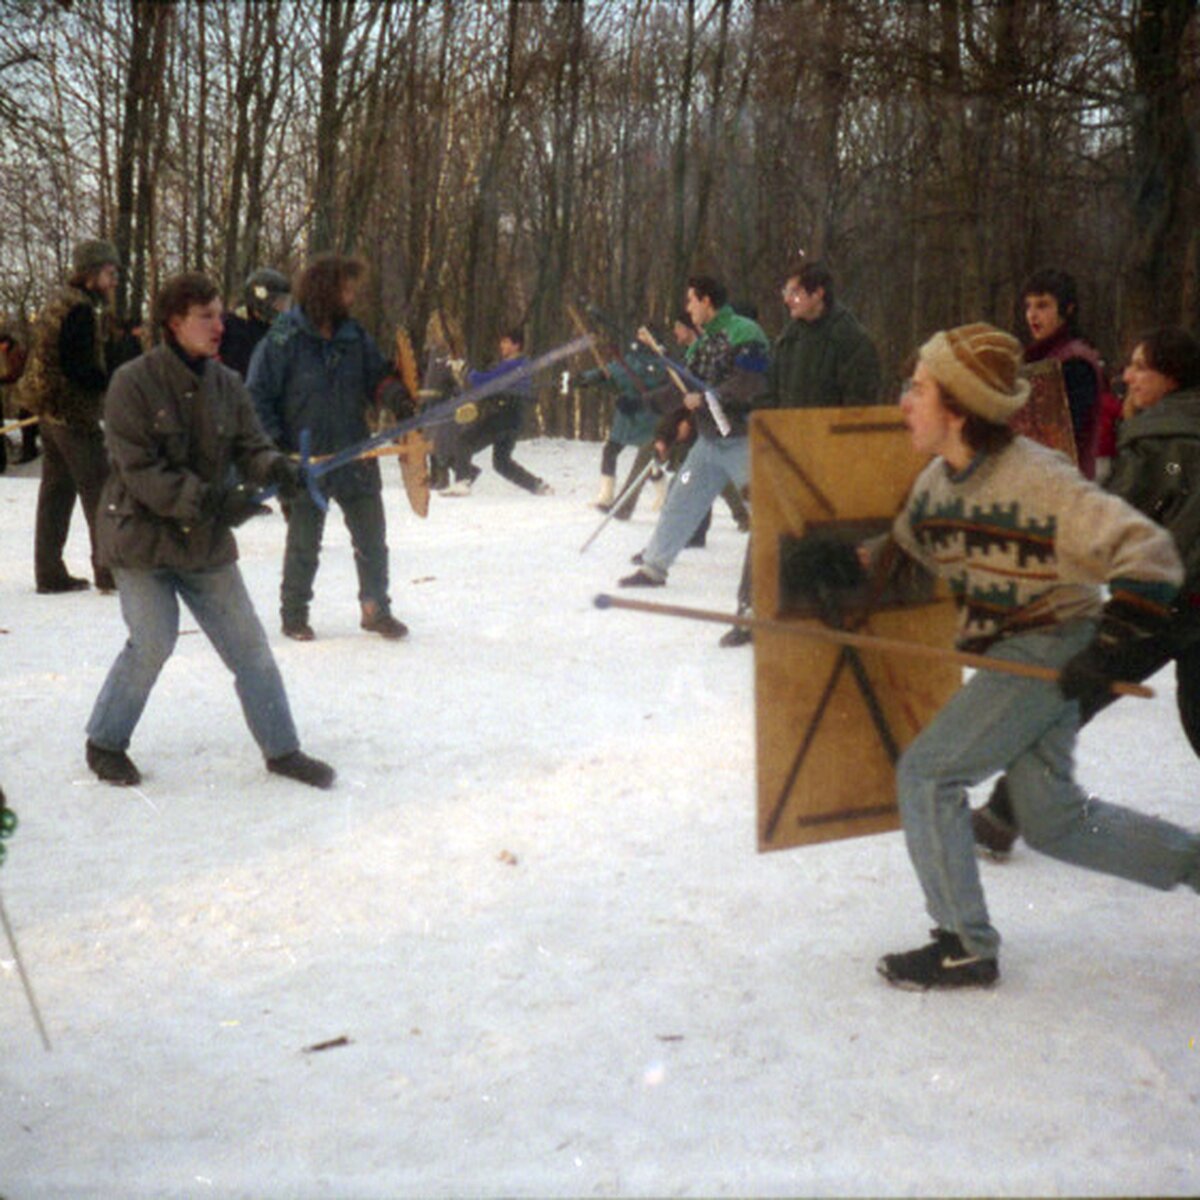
[{"xmin": 0, "ymin": 435, "xmax": 1197, "ymax": 1199}]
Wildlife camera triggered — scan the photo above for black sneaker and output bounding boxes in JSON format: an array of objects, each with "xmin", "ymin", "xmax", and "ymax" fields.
[
  {"xmin": 719, "ymin": 624, "xmax": 753, "ymax": 648},
  {"xmin": 86, "ymin": 740, "xmax": 142, "ymax": 786},
  {"xmin": 282, "ymin": 618, "xmax": 315, "ymax": 641},
  {"xmin": 618, "ymin": 567, "xmax": 665, "ymax": 588},
  {"xmin": 876, "ymin": 929, "xmax": 999, "ymax": 991},
  {"xmin": 267, "ymin": 750, "xmax": 335, "ymax": 790}
]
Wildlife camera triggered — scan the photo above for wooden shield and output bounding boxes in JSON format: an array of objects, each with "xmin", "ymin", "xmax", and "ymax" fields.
[
  {"xmin": 750, "ymin": 408, "xmax": 959, "ymax": 853},
  {"xmin": 1012, "ymin": 359, "xmax": 1076, "ymax": 464},
  {"xmin": 397, "ymin": 430, "xmax": 432, "ymax": 518}
]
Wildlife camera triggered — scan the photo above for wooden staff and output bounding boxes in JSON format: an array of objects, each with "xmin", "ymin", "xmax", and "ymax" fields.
[
  {"xmin": 593, "ymin": 593, "xmax": 1155, "ymax": 699},
  {"xmin": 635, "ymin": 325, "xmax": 688, "ymax": 395},
  {"xmin": 566, "ymin": 303, "xmax": 613, "ymax": 379},
  {"xmin": 0, "ymin": 415, "xmax": 39, "ymax": 436}
]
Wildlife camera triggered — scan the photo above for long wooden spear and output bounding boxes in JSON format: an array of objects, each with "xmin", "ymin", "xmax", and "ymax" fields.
[{"xmin": 593, "ymin": 593, "xmax": 1155, "ymax": 699}]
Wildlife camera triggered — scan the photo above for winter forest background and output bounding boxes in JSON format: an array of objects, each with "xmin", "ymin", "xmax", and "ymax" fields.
[{"xmin": 1, "ymin": 0, "xmax": 1198, "ymax": 436}]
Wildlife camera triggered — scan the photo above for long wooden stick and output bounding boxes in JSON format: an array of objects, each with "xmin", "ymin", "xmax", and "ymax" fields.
[
  {"xmin": 594, "ymin": 594, "xmax": 1155, "ymax": 699},
  {"xmin": 0, "ymin": 415, "xmax": 39, "ymax": 436},
  {"xmin": 0, "ymin": 891, "xmax": 51, "ymax": 1051}
]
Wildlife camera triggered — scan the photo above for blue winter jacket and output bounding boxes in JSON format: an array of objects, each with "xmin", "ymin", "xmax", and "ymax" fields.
[{"xmin": 247, "ymin": 306, "xmax": 389, "ymax": 499}]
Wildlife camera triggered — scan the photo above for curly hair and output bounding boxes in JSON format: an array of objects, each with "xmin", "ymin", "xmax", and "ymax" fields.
[{"xmin": 295, "ymin": 253, "xmax": 366, "ymax": 332}]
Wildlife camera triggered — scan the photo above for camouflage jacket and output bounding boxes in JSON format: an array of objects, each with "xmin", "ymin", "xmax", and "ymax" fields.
[{"xmin": 18, "ymin": 286, "xmax": 111, "ymax": 427}]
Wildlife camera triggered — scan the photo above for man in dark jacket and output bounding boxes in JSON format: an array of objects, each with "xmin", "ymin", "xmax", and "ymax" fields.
[
  {"xmin": 247, "ymin": 253, "xmax": 411, "ymax": 641},
  {"xmin": 973, "ymin": 326, "xmax": 1200, "ymax": 856},
  {"xmin": 759, "ymin": 261, "xmax": 882, "ymax": 410},
  {"xmin": 86, "ymin": 272, "xmax": 333, "ymax": 790},
  {"xmin": 219, "ymin": 267, "xmax": 291, "ymax": 379},
  {"xmin": 718, "ymin": 261, "xmax": 883, "ymax": 646},
  {"xmin": 19, "ymin": 239, "xmax": 137, "ymax": 593}
]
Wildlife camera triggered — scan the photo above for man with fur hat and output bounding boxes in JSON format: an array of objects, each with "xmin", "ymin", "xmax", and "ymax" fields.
[
  {"xmin": 801, "ymin": 323, "xmax": 1200, "ymax": 990},
  {"xmin": 19, "ymin": 238, "xmax": 138, "ymax": 592}
]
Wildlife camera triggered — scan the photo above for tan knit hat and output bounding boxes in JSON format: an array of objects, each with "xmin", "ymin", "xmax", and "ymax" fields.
[
  {"xmin": 918, "ymin": 322, "xmax": 1030, "ymax": 423},
  {"xmin": 72, "ymin": 239, "xmax": 120, "ymax": 276}
]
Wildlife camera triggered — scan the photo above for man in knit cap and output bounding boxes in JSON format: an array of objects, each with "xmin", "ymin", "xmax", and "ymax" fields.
[
  {"xmin": 797, "ymin": 323, "xmax": 1200, "ymax": 990},
  {"xmin": 19, "ymin": 238, "xmax": 138, "ymax": 593}
]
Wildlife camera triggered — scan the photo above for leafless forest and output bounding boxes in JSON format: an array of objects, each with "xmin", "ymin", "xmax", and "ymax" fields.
[{"xmin": 1, "ymin": 0, "xmax": 1197, "ymax": 434}]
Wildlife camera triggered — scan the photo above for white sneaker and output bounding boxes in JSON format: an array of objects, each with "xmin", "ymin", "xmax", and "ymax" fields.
[
  {"xmin": 594, "ymin": 475, "xmax": 615, "ymax": 508},
  {"xmin": 444, "ymin": 479, "xmax": 472, "ymax": 497}
]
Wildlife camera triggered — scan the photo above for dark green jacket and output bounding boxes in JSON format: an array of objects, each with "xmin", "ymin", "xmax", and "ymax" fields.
[
  {"xmin": 97, "ymin": 345, "xmax": 284, "ymax": 571},
  {"xmin": 1107, "ymin": 387, "xmax": 1200, "ymax": 599},
  {"xmin": 760, "ymin": 303, "xmax": 882, "ymax": 409},
  {"xmin": 682, "ymin": 305, "xmax": 770, "ymax": 438}
]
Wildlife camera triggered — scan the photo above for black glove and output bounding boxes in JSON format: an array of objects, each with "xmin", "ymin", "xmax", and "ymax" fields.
[
  {"xmin": 214, "ymin": 483, "xmax": 271, "ymax": 528},
  {"xmin": 1058, "ymin": 597, "xmax": 1168, "ymax": 708},
  {"xmin": 268, "ymin": 455, "xmax": 302, "ymax": 500},
  {"xmin": 377, "ymin": 376, "xmax": 414, "ymax": 422},
  {"xmin": 780, "ymin": 536, "xmax": 866, "ymax": 599}
]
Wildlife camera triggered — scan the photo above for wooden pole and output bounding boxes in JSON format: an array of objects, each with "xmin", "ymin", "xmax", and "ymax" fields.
[{"xmin": 594, "ymin": 593, "xmax": 1155, "ymax": 699}]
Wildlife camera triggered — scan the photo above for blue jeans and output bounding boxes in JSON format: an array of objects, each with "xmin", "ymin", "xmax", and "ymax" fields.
[
  {"xmin": 87, "ymin": 564, "xmax": 299, "ymax": 760},
  {"xmin": 641, "ymin": 435, "xmax": 748, "ymax": 579},
  {"xmin": 897, "ymin": 620, "xmax": 1200, "ymax": 958}
]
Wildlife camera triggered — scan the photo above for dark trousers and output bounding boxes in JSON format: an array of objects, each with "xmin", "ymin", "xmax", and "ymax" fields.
[
  {"xmin": 612, "ymin": 443, "xmax": 659, "ymax": 518},
  {"xmin": 454, "ymin": 408, "xmax": 543, "ymax": 493},
  {"xmin": 35, "ymin": 419, "xmax": 112, "ymax": 589},
  {"xmin": 281, "ymin": 490, "xmax": 391, "ymax": 622},
  {"xmin": 1078, "ymin": 621, "xmax": 1200, "ymax": 757}
]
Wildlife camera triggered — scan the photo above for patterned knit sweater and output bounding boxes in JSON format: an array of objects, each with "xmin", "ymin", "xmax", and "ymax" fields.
[{"xmin": 892, "ymin": 437, "xmax": 1182, "ymax": 649}]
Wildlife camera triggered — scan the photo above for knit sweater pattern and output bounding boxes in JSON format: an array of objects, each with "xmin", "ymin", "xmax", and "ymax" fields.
[{"xmin": 893, "ymin": 436, "xmax": 1182, "ymax": 648}]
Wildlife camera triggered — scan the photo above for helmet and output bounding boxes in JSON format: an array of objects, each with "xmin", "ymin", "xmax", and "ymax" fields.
[{"xmin": 244, "ymin": 268, "xmax": 290, "ymax": 322}]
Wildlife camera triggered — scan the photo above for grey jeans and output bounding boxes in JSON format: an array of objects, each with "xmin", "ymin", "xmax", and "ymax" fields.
[
  {"xmin": 641, "ymin": 434, "xmax": 748, "ymax": 578},
  {"xmin": 897, "ymin": 619, "xmax": 1200, "ymax": 958},
  {"xmin": 87, "ymin": 563, "xmax": 300, "ymax": 761}
]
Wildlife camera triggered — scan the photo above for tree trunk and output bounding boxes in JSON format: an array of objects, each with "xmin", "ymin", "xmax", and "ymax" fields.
[{"xmin": 1121, "ymin": 0, "xmax": 1199, "ymax": 335}]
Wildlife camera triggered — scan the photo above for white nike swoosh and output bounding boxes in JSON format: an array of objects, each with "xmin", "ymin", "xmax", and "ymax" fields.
[{"xmin": 941, "ymin": 955, "xmax": 983, "ymax": 969}]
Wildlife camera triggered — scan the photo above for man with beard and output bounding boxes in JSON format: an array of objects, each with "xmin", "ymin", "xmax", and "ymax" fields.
[
  {"xmin": 247, "ymin": 253, "xmax": 412, "ymax": 642},
  {"xmin": 19, "ymin": 239, "xmax": 139, "ymax": 593}
]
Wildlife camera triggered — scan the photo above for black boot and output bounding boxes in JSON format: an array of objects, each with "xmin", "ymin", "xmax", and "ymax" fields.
[
  {"xmin": 971, "ymin": 777, "xmax": 1019, "ymax": 859},
  {"xmin": 361, "ymin": 601, "xmax": 408, "ymax": 639},
  {"xmin": 86, "ymin": 740, "xmax": 142, "ymax": 786},
  {"xmin": 267, "ymin": 750, "xmax": 335, "ymax": 789}
]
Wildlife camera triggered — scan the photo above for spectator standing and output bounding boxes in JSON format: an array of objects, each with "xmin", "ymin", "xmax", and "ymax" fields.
[
  {"xmin": 19, "ymin": 239, "xmax": 136, "ymax": 593},
  {"xmin": 1020, "ymin": 267, "xmax": 1111, "ymax": 479}
]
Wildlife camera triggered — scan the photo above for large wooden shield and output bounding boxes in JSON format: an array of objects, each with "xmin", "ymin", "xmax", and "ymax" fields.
[{"xmin": 750, "ymin": 408, "xmax": 959, "ymax": 853}]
